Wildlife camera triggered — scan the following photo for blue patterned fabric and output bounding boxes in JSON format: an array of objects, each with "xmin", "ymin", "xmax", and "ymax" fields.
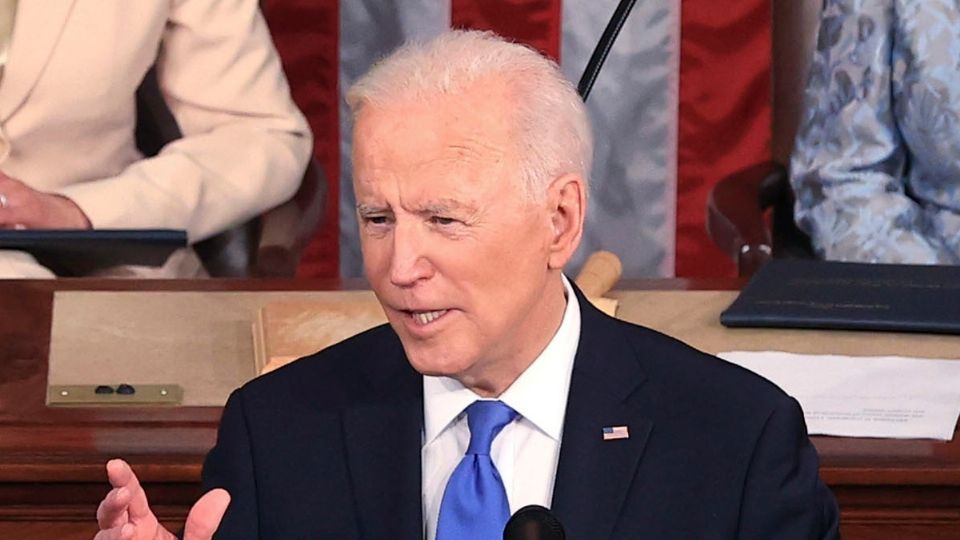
[
  {"xmin": 436, "ymin": 401, "xmax": 518, "ymax": 540},
  {"xmin": 791, "ymin": 0, "xmax": 960, "ymax": 264}
]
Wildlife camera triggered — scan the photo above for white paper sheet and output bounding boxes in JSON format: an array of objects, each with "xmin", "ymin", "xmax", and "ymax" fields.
[{"xmin": 717, "ymin": 351, "xmax": 960, "ymax": 440}]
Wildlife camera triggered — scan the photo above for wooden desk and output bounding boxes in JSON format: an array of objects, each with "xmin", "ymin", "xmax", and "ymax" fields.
[{"xmin": 1, "ymin": 278, "xmax": 959, "ymax": 539}]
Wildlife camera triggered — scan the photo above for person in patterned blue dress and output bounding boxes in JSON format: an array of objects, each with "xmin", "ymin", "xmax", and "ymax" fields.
[{"xmin": 792, "ymin": 0, "xmax": 960, "ymax": 264}]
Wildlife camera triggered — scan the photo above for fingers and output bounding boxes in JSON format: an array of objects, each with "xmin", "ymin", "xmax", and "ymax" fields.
[
  {"xmin": 0, "ymin": 176, "xmax": 32, "ymax": 228},
  {"xmin": 93, "ymin": 523, "xmax": 135, "ymax": 540},
  {"xmin": 97, "ymin": 459, "xmax": 178, "ymax": 540},
  {"xmin": 105, "ymin": 459, "xmax": 156, "ymax": 522},
  {"xmin": 0, "ymin": 175, "xmax": 27, "ymax": 205},
  {"xmin": 97, "ymin": 460, "xmax": 135, "ymax": 529},
  {"xmin": 183, "ymin": 489, "xmax": 231, "ymax": 540},
  {"xmin": 96, "ymin": 480, "xmax": 131, "ymax": 529},
  {"xmin": 0, "ymin": 173, "xmax": 24, "ymax": 189},
  {"xmin": 105, "ymin": 458, "xmax": 133, "ymax": 488},
  {"xmin": 0, "ymin": 174, "xmax": 90, "ymax": 228}
]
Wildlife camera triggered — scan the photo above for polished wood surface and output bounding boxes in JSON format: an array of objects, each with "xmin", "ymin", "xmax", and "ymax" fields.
[{"xmin": 2, "ymin": 278, "xmax": 959, "ymax": 539}]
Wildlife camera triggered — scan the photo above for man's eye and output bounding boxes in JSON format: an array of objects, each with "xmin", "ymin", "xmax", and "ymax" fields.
[
  {"xmin": 363, "ymin": 216, "xmax": 390, "ymax": 225},
  {"xmin": 430, "ymin": 216, "xmax": 457, "ymax": 226}
]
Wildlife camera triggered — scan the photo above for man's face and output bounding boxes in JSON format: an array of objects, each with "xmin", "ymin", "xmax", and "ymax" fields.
[{"xmin": 352, "ymin": 78, "xmax": 564, "ymax": 392}]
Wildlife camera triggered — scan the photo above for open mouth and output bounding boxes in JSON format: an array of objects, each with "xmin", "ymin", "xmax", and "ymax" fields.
[{"xmin": 408, "ymin": 309, "xmax": 449, "ymax": 326}]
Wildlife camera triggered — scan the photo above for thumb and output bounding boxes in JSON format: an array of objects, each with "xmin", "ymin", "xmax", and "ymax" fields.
[{"xmin": 182, "ymin": 488, "xmax": 231, "ymax": 540}]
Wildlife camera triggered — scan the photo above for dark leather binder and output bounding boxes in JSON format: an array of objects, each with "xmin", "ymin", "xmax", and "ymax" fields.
[
  {"xmin": 0, "ymin": 229, "xmax": 187, "ymax": 277},
  {"xmin": 720, "ymin": 259, "xmax": 960, "ymax": 334}
]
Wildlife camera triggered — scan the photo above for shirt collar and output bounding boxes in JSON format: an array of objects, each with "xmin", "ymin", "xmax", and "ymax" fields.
[{"xmin": 423, "ymin": 275, "xmax": 581, "ymax": 444}]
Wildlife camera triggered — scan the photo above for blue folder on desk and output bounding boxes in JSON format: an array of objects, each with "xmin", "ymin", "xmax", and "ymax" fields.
[
  {"xmin": 0, "ymin": 229, "xmax": 187, "ymax": 276},
  {"xmin": 720, "ymin": 259, "xmax": 960, "ymax": 334}
]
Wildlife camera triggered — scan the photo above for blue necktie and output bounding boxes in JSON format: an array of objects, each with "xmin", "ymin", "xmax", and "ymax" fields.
[{"xmin": 436, "ymin": 400, "xmax": 518, "ymax": 540}]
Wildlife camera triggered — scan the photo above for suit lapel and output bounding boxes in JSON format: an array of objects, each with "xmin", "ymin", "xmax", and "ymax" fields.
[
  {"xmin": 0, "ymin": 0, "xmax": 76, "ymax": 121},
  {"xmin": 342, "ymin": 340, "xmax": 423, "ymax": 540},
  {"xmin": 551, "ymin": 287, "xmax": 653, "ymax": 540}
]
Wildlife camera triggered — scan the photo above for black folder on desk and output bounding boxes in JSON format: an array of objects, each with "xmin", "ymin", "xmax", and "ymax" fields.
[
  {"xmin": 720, "ymin": 259, "xmax": 960, "ymax": 334},
  {"xmin": 0, "ymin": 229, "xmax": 187, "ymax": 276}
]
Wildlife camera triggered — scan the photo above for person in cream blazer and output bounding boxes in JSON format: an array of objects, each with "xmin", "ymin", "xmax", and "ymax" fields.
[{"xmin": 0, "ymin": 0, "xmax": 312, "ymax": 277}]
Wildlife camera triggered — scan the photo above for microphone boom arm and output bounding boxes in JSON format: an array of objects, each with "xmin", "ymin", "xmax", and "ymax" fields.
[{"xmin": 576, "ymin": 0, "xmax": 639, "ymax": 102}]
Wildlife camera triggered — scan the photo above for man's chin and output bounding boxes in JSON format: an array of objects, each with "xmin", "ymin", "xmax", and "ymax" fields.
[{"xmin": 402, "ymin": 347, "xmax": 472, "ymax": 378}]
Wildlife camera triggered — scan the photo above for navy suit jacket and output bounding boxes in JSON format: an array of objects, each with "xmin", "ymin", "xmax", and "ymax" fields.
[{"xmin": 203, "ymin": 287, "xmax": 840, "ymax": 539}]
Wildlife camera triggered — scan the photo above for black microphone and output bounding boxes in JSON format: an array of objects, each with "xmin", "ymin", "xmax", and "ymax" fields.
[
  {"xmin": 502, "ymin": 505, "xmax": 566, "ymax": 540},
  {"xmin": 577, "ymin": 0, "xmax": 640, "ymax": 101}
]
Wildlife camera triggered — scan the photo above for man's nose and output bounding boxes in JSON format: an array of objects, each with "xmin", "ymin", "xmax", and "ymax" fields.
[{"xmin": 389, "ymin": 222, "xmax": 434, "ymax": 287}]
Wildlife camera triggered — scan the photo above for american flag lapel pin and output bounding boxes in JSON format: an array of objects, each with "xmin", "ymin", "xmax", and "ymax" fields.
[{"xmin": 602, "ymin": 425, "xmax": 630, "ymax": 441}]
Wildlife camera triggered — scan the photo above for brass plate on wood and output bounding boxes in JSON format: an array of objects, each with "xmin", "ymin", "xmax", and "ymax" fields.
[{"xmin": 47, "ymin": 384, "xmax": 183, "ymax": 406}]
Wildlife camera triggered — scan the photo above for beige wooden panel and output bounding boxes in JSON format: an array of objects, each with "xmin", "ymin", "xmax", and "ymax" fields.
[
  {"xmin": 49, "ymin": 290, "xmax": 960, "ymax": 407},
  {"xmin": 611, "ymin": 290, "xmax": 960, "ymax": 359},
  {"xmin": 49, "ymin": 290, "xmax": 379, "ymax": 407}
]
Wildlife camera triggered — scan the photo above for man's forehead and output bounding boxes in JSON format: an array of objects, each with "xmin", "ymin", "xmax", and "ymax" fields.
[
  {"xmin": 353, "ymin": 103, "xmax": 444, "ymax": 161},
  {"xmin": 355, "ymin": 76, "xmax": 514, "ymax": 132},
  {"xmin": 355, "ymin": 104, "xmax": 513, "ymax": 172}
]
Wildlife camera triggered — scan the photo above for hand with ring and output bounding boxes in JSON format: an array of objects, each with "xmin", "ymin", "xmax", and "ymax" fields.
[{"xmin": 0, "ymin": 172, "xmax": 91, "ymax": 229}]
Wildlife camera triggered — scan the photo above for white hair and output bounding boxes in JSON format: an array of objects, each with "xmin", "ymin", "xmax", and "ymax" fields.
[{"xmin": 347, "ymin": 30, "xmax": 593, "ymax": 200}]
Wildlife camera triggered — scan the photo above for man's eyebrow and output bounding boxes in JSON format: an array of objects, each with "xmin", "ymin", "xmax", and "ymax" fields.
[
  {"xmin": 356, "ymin": 204, "xmax": 390, "ymax": 215},
  {"xmin": 416, "ymin": 198, "xmax": 476, "ymax": 214}
]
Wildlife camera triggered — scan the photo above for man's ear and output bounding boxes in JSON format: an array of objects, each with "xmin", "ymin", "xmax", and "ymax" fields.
[{"xmin": 545, "ymin": 173, "xmax": 586, "ymax": 270}]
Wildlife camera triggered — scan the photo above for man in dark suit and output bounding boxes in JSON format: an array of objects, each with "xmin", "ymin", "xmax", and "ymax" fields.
[{"xmin": 94, "ymin": 30, "xmax": 839, "ymax": 540}]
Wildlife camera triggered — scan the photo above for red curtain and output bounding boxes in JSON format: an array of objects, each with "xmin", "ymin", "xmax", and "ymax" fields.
[
  {"xmin": 676, "ymin": 0, "xmax": 772, "ymax": 277},
  {"xmin": 451, "ymin": 0, "xmax": 562, "ymax": 60},
  {"xmin": 263, "ymin": 0, "xmax": 340, "ymax": 278}
]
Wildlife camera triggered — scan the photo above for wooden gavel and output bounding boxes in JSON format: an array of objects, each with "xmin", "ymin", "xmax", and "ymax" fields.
[{"xmin": 574, "ymin": 250, "xmax": 623, "ymax": 315}]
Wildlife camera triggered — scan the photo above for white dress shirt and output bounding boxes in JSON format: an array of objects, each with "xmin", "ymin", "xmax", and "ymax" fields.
[{"xmin": 421, "ymin": 276, "xmax": 581, "ymax": 540}]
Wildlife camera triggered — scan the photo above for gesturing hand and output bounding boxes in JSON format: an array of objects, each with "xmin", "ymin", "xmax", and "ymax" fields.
[
  {"xmin": 95, "ymin": 459, "xmax": 231, "ymax": 540},
  {"xmin": 0, "ymin": 173, "xmax": 91, "ymax": 229}
]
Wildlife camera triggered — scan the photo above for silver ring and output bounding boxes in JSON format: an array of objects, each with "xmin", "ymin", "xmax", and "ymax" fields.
[{"xmin": 0, "ymin": 192, "xmax": 6, "ymax": 209}]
